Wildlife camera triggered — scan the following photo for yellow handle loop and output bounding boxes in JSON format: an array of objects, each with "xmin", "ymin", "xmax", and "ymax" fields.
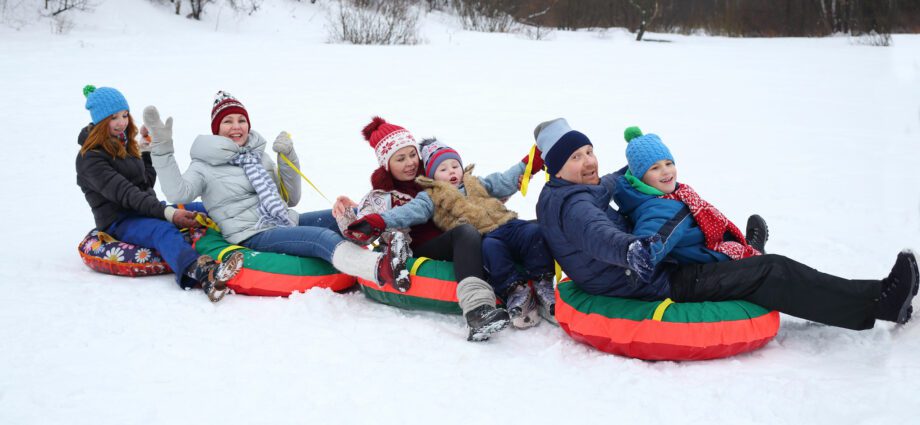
[
  {"xmin": 554, "ymin": 260, "xmax": 562, "ymax": 285},
  {"xmin": 195, "ymin": 214, "xmax": 220, "ymax": 232},
  {"xmin": 652, "ymin": 298, "xmax": 674, "ymax": 321},
  {"xmin": 217, "ymin": 245, "xmax": 246, "ymax": 263},
  {"xmin": 520, "ymin": 144, "xmax": 537, "ymax": 197},
  {"xmin": 279, "ymin": 152, "xmax": 332, "ymax": 204},
  {"xmin": 409, "ymin": 257, "xmax": 430, "ymax": 276}
]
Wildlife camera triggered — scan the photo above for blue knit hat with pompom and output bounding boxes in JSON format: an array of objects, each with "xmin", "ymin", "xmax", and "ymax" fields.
[
  {"xmin": 83, "ymin": 85, "xmax": 130, "ymax": 124},
  {"xmin": 624, "ymin": 126, "xmax": 673, "ymax": 179}
]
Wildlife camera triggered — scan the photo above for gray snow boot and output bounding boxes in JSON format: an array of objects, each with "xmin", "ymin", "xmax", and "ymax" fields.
[
  {"xmin": 532, "ymin": 273, "xmax": 557, "ymax": 325},
  {"xmin": 465, "ymin": 305, "xmax": 511, "ymax": 342},
  {"xmin": 505, "ymin": 282, "xmax": 541, "ymax": 329}
]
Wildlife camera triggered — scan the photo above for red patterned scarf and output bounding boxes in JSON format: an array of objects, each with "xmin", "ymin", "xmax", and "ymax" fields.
[{"xmin": 661, "ymin": 184, "xmax": 760, "ymax": 260}]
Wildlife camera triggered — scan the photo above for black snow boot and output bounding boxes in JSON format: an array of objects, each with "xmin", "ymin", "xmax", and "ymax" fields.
[
  {"xmin": 194, "ymin": 252, "xmax": 244, "ymax": 303},
  {"xmin": 745, "ymin": 214, "xmax": 769, "ymax": 254},
  {"xmin": 876, "ymin": 251, "xmax": 919, "ymax": 324},
  {"xmin": 465, "ymin": 305, "xmax": 511, "ymax": 342}
]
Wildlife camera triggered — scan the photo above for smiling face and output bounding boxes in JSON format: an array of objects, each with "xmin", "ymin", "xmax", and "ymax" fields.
[
  {"xmin": 641, "ymin": 159, "xmax": 678, "ymax": 193},
  {"xmin": 108, "ymin": 110, "xmax": 130, "ymax": 138},
  {"xmin": 388, "ymin": 145, "xmax": 420, "ymax": 182},
  {"xmin": 555, "ymin": 144, "xmax": 599, "ymax": 185},
  {"xmin": 217, "ymin": 113, "xmax": 250, "ymax": 146},
  {"xmin": 432, "ymin": 159, "xmax": 463, "ymax": 187}
]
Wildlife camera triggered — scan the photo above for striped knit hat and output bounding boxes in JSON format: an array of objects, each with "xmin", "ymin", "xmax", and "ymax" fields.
[
  {"xmin": 362, "ymin": 116, "xmax": 419, "ymax": 170},
  {"xmin": 419, "ymin": 138, "xmax": 463, "ymax": 178},
  {"xmin": 211, "ymin": 91, "xmax": 250, "ymax": 135}
]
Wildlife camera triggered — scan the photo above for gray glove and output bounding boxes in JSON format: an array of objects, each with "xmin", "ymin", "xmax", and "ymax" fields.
[
  {"xmin": 143, "ymin": 106, "xmax": 174, "ymax": 154},
  {"xmin": 273, "ymin": 131, "xmax": 294, "ymax": 155}
]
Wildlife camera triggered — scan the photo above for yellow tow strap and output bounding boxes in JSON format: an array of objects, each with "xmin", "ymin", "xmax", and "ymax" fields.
[
  {"xmin": 410, "ymin": 257, "xmax": 430, "ymax": 276},
  {"xmin": 278, "ymin": 152, "xmax": 332, "ymax": 204},
  {"xmin": 520, "ymin": 144, "xmax": 537, "ymax": 196},
  {"xmin": 652, "ymin": 298, "xmax": 674, "ymax": 321},
  {"xmin": 554, "ymin": 260, "xmax": 562, "ymax": 285}
]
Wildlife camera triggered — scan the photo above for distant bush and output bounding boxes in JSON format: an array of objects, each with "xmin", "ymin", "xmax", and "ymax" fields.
[
  {"xmin": 327, "ymin": 0, "xmax": 421, "ymax": 45},
  {"xmin": 452, "ymin": 0, "xmax": 518, "ymax": 33}
]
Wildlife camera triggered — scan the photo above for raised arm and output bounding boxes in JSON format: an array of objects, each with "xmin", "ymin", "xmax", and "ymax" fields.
[
  {"xmin": 270, "ymin": 131, "xmax": 302, "ymax": 206},
  {"xmin": 144, "ymin": 106, "xmax": 206, "ymax": 204}
]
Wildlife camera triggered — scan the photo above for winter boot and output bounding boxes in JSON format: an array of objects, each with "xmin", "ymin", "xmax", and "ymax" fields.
[
  {"xmin": 388, "ymin": 231, "xmax": 411, "ymax": 292},
  {"xmin": 332, "ymin": 242, "xmax": 393, "ymax": 289},
  {"xmin": 504, "ymin": 282, "xmax": 541, "ymax": 329},
  {"xmin": 194, "ymin": 251, "xmax": 244, "ymax": 303},
  {"xmin": 533, "ymin": 273, "xmax": 557, "ymax": 325},
  {"xmin": 876, "ymin": 251, "xmax": 919, "ymax": 324},
  {"xmin": 465, "ymin": 305, "xmax": 511, "ymax": 342},
  {"xmin": 745, "ymin": 214, "xmax": 769, "ymax": 254}
]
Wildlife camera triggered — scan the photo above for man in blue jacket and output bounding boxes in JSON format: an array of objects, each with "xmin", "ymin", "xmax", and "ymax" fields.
[{"xmin": 534, "ymin": 118, "xmax": 918, "ymax": 330}]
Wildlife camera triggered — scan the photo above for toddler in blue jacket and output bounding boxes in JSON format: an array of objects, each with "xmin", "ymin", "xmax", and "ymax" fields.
[
  {"xmin": 613, "ymin": 126, "xmax": 767, "ymax": 267},
  {"xmin": 347, "ymin": 138, "xmax": 556, "ymax": 328}
]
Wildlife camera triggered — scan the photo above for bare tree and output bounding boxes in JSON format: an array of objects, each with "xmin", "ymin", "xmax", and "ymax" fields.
[
  {"xmin": 328, "ymin": 0, "xmax": 421, "ymax": 45},
  {"xmin": 43, "ymin": 0, "xmax": 91, "ymax": 17},
  {"xmin": 628, "ymin": 0, "xmax": 658, "ymax": 41}
]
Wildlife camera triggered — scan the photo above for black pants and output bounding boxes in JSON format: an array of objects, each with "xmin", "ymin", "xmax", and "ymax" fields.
[
  {"xmin": 670, "ymin": 254, "xmax": 881, "ymax": 330},
  {"xmin": 414, "ymin": 224, "xmax": 484, "ymax": 282}
]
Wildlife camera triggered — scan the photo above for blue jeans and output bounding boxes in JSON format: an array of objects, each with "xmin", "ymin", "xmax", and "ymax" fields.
[
  {"xmin": 482, "ymin": 219, "xmax": 554, "ymax": 298},
  {"xmin": 241, "ymin": 209, "xmax": 344, "ymax": 263},
  {"xmin": 107, "ymin": 215, "xmax": 201, "ymax": 289}
]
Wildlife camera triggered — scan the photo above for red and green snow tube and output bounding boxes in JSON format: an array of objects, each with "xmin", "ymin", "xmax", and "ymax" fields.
[
  {"xmin": 193, "ymin": 228, "xmax": 356, "ymax": 297},
  {"xmin": 357, "ymin": 257, "xmax": 465, "ymax": 315},
  {"xmin": 555, "ymin": 279, "xmax": 780, "ymax": 361}
]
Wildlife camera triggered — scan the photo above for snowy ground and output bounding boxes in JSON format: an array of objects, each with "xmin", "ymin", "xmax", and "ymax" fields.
[{"xmin": 1, "ymin": 1, "xmax": 919, "ymax": 424}]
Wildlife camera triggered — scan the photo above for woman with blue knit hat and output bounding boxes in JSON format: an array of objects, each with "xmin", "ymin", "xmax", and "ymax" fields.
[
  {"xmin": 534, "ymin": 118, "xmax": 918, "ymax": 330},
  {"xmin": 75, "ymin": 85, "xmax": 243, "ymax": 302}
]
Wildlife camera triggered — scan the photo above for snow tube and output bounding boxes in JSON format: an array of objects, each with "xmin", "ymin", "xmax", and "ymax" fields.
[
  {"xmin": 192, "ymin": 228, "xmax": 355, "ymax": 297},
  {"xmin": 78, "ymin": 229, "xmax": 173, "ymax": 277},
  {"xmin": 555, "ymin": 279, "xmax": 780, "ymax": 361},
  {"xmin": 357, "ymin": 257, "xmax": 465, "ymax": 315}
]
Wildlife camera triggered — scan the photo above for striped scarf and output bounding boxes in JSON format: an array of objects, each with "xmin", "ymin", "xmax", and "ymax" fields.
[{"xmin": 229, "ymin": 148, "xmax": 294, "ymax": 229}]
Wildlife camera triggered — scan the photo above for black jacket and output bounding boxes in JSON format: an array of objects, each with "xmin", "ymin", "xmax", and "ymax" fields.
[{"xmin": 75, "ymin": 124, "xmax": 166, "ymax": 230}]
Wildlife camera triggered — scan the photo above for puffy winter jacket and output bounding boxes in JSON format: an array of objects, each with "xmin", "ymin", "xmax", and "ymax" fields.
[
  {"xmin": 612, "ymin": 175, "xmax": 730, "ymax": 265},
  {"xmin": 150, "ymin": 131, "xmax": 302, "ymax": 244},
  {"xmin": 535, "ymin": 169, "xmax": 675, "ymax": 300},
  {"xmin": 75, "ymin": 124, "xmax": 167, "ymax": 230}
]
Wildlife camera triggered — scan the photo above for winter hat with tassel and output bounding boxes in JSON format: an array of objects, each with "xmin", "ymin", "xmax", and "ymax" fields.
[
  {"xmin": 624, "ymin": 126, "xmax": 673, "ymax": 180},
  {"xmin": 83, "ymin": 85, "xmax": 130, "ymax": 124},
  {"xmin": 210, "ymin": 90, "xmax": 250, "ymax": 135},
  {"xmin": 362, "ymin": 116, "xmax": 419, "ymax": 170}
]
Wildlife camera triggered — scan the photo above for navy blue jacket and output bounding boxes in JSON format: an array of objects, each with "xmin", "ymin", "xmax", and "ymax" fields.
[
  {"xmin": 536, "ymin": 169, "xmax": 674, "ymax": 300},
  {"xmin": 612, "ymin": 176, "xmax": 730, "ymax": 265}
]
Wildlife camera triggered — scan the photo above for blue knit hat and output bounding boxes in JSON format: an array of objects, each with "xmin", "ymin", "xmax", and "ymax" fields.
[
  {"xmin": 533, "ymin": 118, "xmax": 593, "ymax": 177},
  {"xmin": 83, "ymin": 85, "xmax": 130, "ymax": 124},
  {"xmin": 624, "ymin": 126, "xmax": 673, "ymax": 179},
  {"xmin": 419, "ymin": 138, "xmax": 463, "ymax": 178}
]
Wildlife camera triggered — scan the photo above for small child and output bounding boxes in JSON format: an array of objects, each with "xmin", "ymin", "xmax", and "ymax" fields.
[
  {"xmin": 349, "ymin": 138, "xmax": 556, "ymax": 329},
  {"xmin": 613, "ymin": 126, "xmax": 768, "ymax": 267}
]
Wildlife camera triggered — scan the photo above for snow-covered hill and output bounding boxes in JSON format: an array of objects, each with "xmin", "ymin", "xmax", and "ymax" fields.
[{"xmin": 1, "ymin": 1, "xmax": 919, "ymax": 424}]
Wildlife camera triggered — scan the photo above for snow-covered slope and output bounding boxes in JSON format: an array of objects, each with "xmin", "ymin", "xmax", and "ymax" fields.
[{"xmin": 1, "ymin": 1, "xmax": 919, "ymax": 424}]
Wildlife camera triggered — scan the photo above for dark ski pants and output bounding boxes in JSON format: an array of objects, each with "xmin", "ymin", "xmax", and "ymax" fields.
[
  {"xmin": 107, "ymin": 215, "xmax": 201, "ymax": 289},
  {"xmin": 669, "ymin": 254, "xmax": 881, "ymax": 330},
  {"xmin": 414, "ymin": 224, "xmax": 484, "ymax": 282},
  {"xmin": 482, "ymin": 219, "xmax": 554, "ymax": 298}
]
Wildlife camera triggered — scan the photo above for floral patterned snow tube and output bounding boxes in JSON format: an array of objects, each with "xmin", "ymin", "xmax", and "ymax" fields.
[{"xmin": 77, "ymin": 229, "xmax": 173, "ymax": 277}]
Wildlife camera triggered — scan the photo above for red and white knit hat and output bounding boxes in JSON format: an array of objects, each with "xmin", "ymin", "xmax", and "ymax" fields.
[
  {"xmin": 362, "ymin": 116, "xmax": 419, "ymax": 170},
  {"xmin": 210, "ymin": 90, "xmax": 250, "ymax": 135}
]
